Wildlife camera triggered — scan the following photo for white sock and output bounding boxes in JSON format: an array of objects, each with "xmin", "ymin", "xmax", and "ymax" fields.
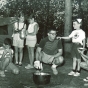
[{"xmin": 52, "ymin": 64, "xmax": 57, "ymax": 68}]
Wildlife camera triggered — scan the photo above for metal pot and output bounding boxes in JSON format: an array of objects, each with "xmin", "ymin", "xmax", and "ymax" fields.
[{"xmin": 33, "ymin": 72, "xmax": 51, "ymax": 85}]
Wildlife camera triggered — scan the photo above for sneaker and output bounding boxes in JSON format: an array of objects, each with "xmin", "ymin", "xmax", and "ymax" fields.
[
  {"xmin": 25, "ymin": 64, "xmax": 34, "ymax": 69},
  {"xmin": 68, "ymin": 71, "xmax": 75, "ymax": 76},
  {"xmin": 74, "ymin": 72, "xmax": 80, "ymax": 76},
  {"xmin": 0, "ymin": 71, "xmax": 5, "ymax": 77},
  {"xmin": 51, "ymin": 66, "xmax": 58, "ymax": 75}
]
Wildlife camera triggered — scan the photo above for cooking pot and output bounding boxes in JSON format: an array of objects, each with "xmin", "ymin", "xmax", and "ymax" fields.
[{"xmin": 33, "ymin": 72, "xmax": 51, "ymax": 85}]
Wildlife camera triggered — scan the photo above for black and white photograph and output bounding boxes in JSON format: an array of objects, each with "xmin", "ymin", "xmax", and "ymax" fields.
[{"xmin": 0, "ymin": 0, "xmax": 88, "ymax": 88}]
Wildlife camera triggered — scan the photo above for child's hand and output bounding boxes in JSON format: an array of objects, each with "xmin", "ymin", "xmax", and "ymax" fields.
[{"xmin": 56, "ymin": 36, "xmax": 62, "ymax": 39}]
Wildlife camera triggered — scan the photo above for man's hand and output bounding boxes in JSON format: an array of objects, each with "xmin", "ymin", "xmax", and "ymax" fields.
[{"xmin": 34, "ymin": 61, "xmax": 41, "ymax": 69}]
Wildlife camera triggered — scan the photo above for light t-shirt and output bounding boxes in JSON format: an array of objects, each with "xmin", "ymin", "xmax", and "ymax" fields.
[{"xmin": 69, "ymin": 29, "xmax": 85, "ymax": 45}]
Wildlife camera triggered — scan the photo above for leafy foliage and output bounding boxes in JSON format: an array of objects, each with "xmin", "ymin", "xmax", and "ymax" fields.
[{"xmin": 0, "ymin": 0, "xmax": 88, "ymax": 35}]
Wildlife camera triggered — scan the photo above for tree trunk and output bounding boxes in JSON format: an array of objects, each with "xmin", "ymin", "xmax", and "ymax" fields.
[{"xmin": 64, "ymin": 0, "xmax": 72, "ymax": 53}]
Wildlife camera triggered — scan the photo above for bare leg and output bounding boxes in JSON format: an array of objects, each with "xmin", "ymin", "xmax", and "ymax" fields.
[
  {"xmin": 73, "ymin": 57, "xmax": 77, "ymax": 70},
  {"xmin": 0, "ymin": 58, "xmax": 10, "ymax": 77},
  {"xmin": 19, "ymin": 48, "xmax": 23, "ymax": 65},
  {"xmin": 25, "ymin": 46, "xmax": 34, "ymax": 69},
  {"xmin": 77, "ymin": 59, "xmax": 81, "ymax": 71},
  {"xmin": 29, "ymin": 47, "xmax": 34, "ymax": 66},
  {"xmin": 2, "ymin": 58, "xmax": 10, "ymax": 71},
  {"xmin": 14, "ymin": 46, "xmax": 18, "ymax": 64}
]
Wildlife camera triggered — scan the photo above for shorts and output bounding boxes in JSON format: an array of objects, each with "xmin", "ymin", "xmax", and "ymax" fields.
[
  {"xmin": 13, "ymin": 39, "xmax": 24, "ymax": 48},
  {"xmin": 26, "ymin": 39, "xmax": 37, "ymax": 47},
  {"xmin": 41, "ymin": 52, "xmax": 54, "ymax": 64},
  {"xmin": 40, "ymin": 52, "xmax": 63, "ymax": 65},
  {"xmin": 71, "ymin": 43, "xmax": 82, "ymax": 59}
]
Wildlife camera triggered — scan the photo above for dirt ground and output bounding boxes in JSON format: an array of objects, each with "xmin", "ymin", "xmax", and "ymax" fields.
[{"xmin": 0, "ymin": 47, "xmax": 88, "ymax": 88}]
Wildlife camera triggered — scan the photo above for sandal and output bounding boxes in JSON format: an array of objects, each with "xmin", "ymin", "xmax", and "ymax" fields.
[{"xmin": 83, "ymin": 77, "xmax": 88, "ymax": 82}]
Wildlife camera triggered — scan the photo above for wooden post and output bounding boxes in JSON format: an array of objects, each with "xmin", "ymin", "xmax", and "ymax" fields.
[{"xmin": 64, "ymin": 0, "xmax": 72, "ymax": 53}]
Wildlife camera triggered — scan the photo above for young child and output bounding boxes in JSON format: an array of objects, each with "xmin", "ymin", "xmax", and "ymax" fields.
[
  {"xmin": 0, "ymin": 38, "xmax": 19, "ymax": 77},
  {"xmin": 58, "ymin": 18, "xmax": 85, "ymax": 76},
  {"xmin": 12, "ymin": 14, "xmax": 26, "ymax": 66}
]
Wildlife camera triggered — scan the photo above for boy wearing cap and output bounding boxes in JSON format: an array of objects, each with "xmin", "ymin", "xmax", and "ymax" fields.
[{"xmin": 57, "ymin": 19, "xmax": 85, "ymax": 76}]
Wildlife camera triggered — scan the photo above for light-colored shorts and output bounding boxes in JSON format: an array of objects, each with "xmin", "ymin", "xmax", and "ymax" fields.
[
  {"xmin": 13, "ymin": 39, "xmax": 24, "ymax": 48},
  {"xmin": 40, "ymin": 52, "xmax": 64, "ymax": 65},
  {"xmin": 26, "ymin": 39, "xmax": 37, "ymax": 47},
  {"xmin": 41, "ymin": 52, "xmax": 54, "ymax": 64}
]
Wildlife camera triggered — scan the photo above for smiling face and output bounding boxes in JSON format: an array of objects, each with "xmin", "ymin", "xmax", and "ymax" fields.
[{"xmin": 48, "ymin": 30, "xmax": 57, "ymax": 41}]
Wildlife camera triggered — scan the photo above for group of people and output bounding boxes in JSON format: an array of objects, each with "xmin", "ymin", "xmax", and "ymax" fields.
[{"xmin": 0, "ymin": 15, "xmax": 88, "ymax": 84}]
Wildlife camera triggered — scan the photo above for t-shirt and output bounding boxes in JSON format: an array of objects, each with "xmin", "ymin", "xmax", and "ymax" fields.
[
  {"xmin": 39, "ymin": 37, "xmax": 62, "ymax": 55},
  {"xmin": 69, "ymin": 29, "xmax": 85, "ymax": 45}
]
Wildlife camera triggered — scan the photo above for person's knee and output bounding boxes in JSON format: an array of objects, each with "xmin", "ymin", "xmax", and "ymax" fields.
[
  {"xmin": 80, "ymin": 62, "xmax": 86, "ymax": 67},
  {"xmin": 5, "ymin": 58, "xmax": 10, "ymax": 63},
  {"xmin": 13, "ymin": 68, "xmax": 19, "ymax": 74},
  {"xmin": 54, "ymin": 56, "xmax": 64, "ymax": 65}
]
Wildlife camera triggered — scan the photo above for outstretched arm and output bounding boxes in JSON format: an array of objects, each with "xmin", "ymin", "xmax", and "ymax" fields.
[{"xmin": 57, "ymin": 36, "xmax": 71, "ymax": 40}]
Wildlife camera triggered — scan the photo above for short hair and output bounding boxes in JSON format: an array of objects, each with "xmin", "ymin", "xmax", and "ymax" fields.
[
  {"xmin": 28, "ymin": 14, "xmax": 35, "ymax": 19},
  {"xmin": 47, "ymin": 26, "xmax": 57, "ymax": 33},
  {"xmin": 4, "ymin": 38, "xmax": 12, "ymax": 46}
]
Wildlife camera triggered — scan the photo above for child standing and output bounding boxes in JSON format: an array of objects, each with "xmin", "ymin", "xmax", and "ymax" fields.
[
  {"xmin": 12, "ymin": 14, "xmax": 26, "ymax": 66},
  {"xmin": 0, "ymin": 38, "xmax": 19, "ymax": 77},
  {"xmin": 58, "ymin": 19, "xmax": 85, "ymax": 76}
]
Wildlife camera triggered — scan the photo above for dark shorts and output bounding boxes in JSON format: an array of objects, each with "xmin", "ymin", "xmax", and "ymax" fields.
[{"xmin": 71, "ymin": 43, "xmax": 82, "ymax": 59}]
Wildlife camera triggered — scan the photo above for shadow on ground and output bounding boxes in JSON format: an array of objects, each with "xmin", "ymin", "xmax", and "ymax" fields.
[{"xmin": 0, "ymin": 47, "xmax": 88, "ymax": 88}]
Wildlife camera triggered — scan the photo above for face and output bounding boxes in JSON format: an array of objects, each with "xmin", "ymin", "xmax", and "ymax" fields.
[
  {"xmin": 3, "ymin": 44, "xmax": 10, "ymax": 49},
  {"xmin": 73, "ymin": 21, "xmax": 80, "ymax": 29},
  {"xmin": 28, "ymin": 18, "xmax": 34, "ymax": 24},
  {"xmin": 48, "ymin": 30, "xmax": 57, "ymax": 41},
  {"xmin": 19, "ymin": 16, "xmax": 24, "ymax": 22}
]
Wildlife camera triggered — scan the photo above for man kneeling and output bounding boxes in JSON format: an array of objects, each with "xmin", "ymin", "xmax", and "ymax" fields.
[{"xmin": 34, "ymin": 28, "xmax": 64, "ymax": 75}]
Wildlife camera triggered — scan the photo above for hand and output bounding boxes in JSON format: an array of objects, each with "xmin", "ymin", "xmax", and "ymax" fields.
[
  {"xmin": 56, "ymin": 36, "xmax": 62, "ymax": 39},
  {"xmin": 34, "ymin": 61, "xmax": 41, "ymax": 69}
]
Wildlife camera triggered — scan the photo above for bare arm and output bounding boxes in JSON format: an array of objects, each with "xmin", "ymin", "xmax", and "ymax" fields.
[
  {"xmin": 36, "ymin": 47, "xmax": 42, "ymax": 61},
  {"xmin": 83, "ymin": 39, "xmax": 86, "ymax": 48},
  {"xmin": 53, "ymin": 49, "xmax": 63, "ymax": 58},
  {"xmin": 57, "ymin": 36, "xmax": 71, "ymax": 40},
  {"xmin": 78, "ymin": 50, "xmax": 88, "ymax": 61}
]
